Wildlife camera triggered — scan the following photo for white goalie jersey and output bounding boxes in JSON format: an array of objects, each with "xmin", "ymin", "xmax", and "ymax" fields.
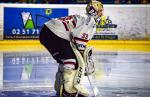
[{"xmin": 45, "ymin": 14, "xmax": 96, "ymax": 51}]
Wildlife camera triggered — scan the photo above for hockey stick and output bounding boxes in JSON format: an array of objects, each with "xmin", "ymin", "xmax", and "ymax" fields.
[
  {"xmin": 87, "ymin": 75, "xmax": 96, "ymax": 97},
  {"xmin": 83, "ymin": 47, "xmax": 100, "ymax": 97}
]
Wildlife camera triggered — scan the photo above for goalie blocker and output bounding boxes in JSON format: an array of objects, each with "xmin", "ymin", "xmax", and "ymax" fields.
[{"xmin": 83, "ymin": 46, "xmax": 95, "ymax": 76}]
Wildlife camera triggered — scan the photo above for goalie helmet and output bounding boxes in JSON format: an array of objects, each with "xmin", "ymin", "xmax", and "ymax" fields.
[{"xmin": 86, "ymin": 0, "xmax": 103, "ymax": 19}]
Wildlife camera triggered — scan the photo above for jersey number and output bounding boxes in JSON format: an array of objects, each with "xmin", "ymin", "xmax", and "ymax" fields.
[{"xmin": 82, "ymin": 33, "xmax": 88, "ymax": 40}]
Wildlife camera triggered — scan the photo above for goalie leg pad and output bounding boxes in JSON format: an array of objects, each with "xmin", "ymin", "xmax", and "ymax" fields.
[
  {"xmin": 60, "ymin": 42, "xmax": 89, "ymax": 97},
  {"xmin": 54, "ymin": 64, "xmax": 63, "ymax": 95},
  {"xmin": 60, "ymin": 68, "xmax": 89, "ymax": 97}
]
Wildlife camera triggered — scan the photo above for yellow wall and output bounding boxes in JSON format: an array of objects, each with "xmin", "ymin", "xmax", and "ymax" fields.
[{"xmin": 0, "ymin": 40, "xmax": 150, "ymax": 52}]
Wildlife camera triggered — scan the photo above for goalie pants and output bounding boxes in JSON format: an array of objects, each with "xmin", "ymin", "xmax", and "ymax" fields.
[{"xmin": 39, "ymin": 25, "xmax": 78, "ymax": 69}]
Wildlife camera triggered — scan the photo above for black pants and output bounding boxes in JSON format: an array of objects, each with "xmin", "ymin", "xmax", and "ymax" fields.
[{"xmin": 39, "ymin": 25, "xmax": 77, "ymax": 67}]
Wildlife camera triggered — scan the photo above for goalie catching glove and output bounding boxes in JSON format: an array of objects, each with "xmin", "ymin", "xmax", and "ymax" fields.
[{"xmin": 83, "ymin": 46, "xmax": 95, "ymax": 76}]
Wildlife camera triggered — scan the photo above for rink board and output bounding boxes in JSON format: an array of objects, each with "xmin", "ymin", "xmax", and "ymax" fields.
[
  {"xmin": 0, "ymin": 40, "xmax": 150, "ymax": 52},
  {"xmin": 0, "ymin": 4, "xmax": 150, "ymax": 40}
]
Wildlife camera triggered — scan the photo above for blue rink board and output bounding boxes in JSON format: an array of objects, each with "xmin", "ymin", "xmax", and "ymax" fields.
[
  {"xmin": 0, "ymin": 51, "xmax": 150, "ymax": 97},
  {"xmin": 4, "ymin": 8, "xmax": 68, "ymax": 39}
]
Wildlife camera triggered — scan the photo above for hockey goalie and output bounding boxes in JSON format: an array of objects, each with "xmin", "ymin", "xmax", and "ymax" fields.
[{"xmin": 39, "ymin": 0, "xmax": 103, "ymax": 97}]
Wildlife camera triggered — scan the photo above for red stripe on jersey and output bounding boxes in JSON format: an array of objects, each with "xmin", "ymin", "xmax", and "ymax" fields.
[
  {"xmin": 62, "ymin": 22, "xmax": 69, "ymax": 31},
  {"xmin": 64, "ymin": 62, "xmax": 76, "ymax": 65},
  {"xmin": 79, "ymin": 49, "xmax": 85, "ymax": 52},
  {"xmin": 72, "ymin": 20, "xmax": 76, "ymax": 28},
  {"xmin": 74, "ymin": 37, "xmax": 88, "ymax": 42}
]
